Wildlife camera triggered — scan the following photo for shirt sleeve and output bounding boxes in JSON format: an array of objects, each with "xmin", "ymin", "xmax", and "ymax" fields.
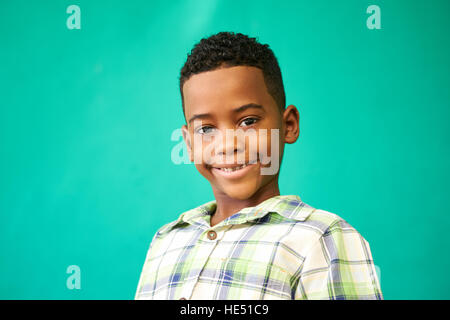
[
  {"xmin": 134, "ymin": 242, "xmax": 152, "ymax": 300},
  {"xmin": 134, "ymin": 230, "xmax": 161, "ymax": 300},
  {"xmin": 294, "ymin": 219, "xmax": 383, "ymax": 300}
]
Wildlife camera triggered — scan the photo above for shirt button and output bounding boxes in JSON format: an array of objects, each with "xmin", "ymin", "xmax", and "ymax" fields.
[{"xmin": 207, "ymin": 230, "xmax": 217, "ymax": 240}]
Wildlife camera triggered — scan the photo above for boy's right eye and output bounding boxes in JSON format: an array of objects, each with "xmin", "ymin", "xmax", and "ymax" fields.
[{"xmin": 195, "ymin": 126, "xmax": 215, "ymax": 135}]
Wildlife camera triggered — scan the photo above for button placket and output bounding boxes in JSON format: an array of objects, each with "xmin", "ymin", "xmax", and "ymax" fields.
[
  {"xmin": 178, "ymin": 228, "xmax": 222, "ymax": 299},
  {"xmin": 188, "ymin": 226, "xmax": 233, "ymax": 299}
]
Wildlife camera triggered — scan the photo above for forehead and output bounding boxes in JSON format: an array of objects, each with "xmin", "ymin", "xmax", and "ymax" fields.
[{"xmin": 183, "ymin": 66, "xmax": 274, "ymax": 117}]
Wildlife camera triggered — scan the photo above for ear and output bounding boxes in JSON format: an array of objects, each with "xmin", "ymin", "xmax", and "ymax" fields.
[
  {"xmin": 283, "ymin": 105, "xmax": 300, "ymax": 144},
  {"xmin": 181, "ymin": 124, "xmax": 194, "ymax": 162}
]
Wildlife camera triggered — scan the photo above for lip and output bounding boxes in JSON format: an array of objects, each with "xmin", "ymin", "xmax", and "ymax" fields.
[{"xmin": 211, "ymin": 162, "xmax": 257, "ymax": 179}]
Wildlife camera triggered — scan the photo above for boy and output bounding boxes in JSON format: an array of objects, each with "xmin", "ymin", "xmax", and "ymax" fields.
[{"xmin": 135, "ymin": 32, "xmax": 383, "ymax": 300}]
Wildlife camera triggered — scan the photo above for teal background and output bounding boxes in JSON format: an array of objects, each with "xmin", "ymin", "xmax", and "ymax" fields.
[{"xmin": 1, "ymin": 0, "xmax": 449, "ymax": 299}]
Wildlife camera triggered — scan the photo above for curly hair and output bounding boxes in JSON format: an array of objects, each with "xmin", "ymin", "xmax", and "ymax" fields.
[{"xmin": 179, "ymin": 31, "xmax": 286, "ymax": 119}]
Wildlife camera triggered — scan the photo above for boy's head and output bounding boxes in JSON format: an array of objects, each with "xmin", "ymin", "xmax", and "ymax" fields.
[
  {"xmin": 180, "ymin": 32, "xmax": 299, "ymax": 201},
  {"xmin": 180, "ymin": 31, "xmax": 286, "ymax": 116}
]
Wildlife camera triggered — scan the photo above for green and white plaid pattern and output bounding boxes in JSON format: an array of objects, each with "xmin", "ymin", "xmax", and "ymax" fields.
[{"xmin": 135, "ymin": 195, "xmax": 383, "ymax": 300}]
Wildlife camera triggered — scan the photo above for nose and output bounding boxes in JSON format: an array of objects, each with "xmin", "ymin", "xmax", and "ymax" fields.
[{"xmin": 215, "ymin": 129, "xmax": 245, "ymax": 159}]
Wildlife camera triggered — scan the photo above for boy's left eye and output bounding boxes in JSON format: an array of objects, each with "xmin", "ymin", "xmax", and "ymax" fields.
[{"xmin": 240, "ymin": 117, "xmax": 258, "ymax": 127}]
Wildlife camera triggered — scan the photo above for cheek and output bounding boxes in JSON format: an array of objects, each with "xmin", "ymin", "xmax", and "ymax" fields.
[
  {"xmin": 256, "ymin": 128, "xmax": 281, "ymax": 166},
  {"xmin": 191, "ymin": 135, "xmax": 215, "ymax": 165},
  {"xmin": 194, "ymin": 162, "xmax": 210, "ymax": 176},
  {"xmin": 256, "ymin": 129, "xmax": 273, "ymax": 155}
]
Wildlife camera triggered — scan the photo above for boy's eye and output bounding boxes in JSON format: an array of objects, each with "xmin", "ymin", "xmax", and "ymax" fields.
[
  {"xmin": 194, "ymin": 118, "xmax": 259, "ymax": 134},
  {"xmin": 195, "ymin": 126, "xmax": 215, "ymax": 135},
  {"xmin": 240, "ymin": 117, "xmax": 259, "ymax": 127}
]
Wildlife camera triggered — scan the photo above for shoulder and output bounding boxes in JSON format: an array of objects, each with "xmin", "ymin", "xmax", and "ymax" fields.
[
  {"xmin": 297, "ymin": 207, "xmax": 372, "ymax": 260},
  {"xmin": 272, "ymin": 196, "xmax": 359, "ymax": 237},
  {"xmin": 153, "ymin": 199, "xmax": 216, "ymax": 236},
  {"xmin": 303, "ymin": 207, "xmax": 356, "ymax": 234},
  {"xmin": 154, "ymin": 218, "xmax": 182, "ymax": 237},
  {"xmin": 288, "ymin": 204, "xmax": 368, "ymax": 247},
  {"xmin": 286, "ymin": 200, "xmax": 353, "ymax": 233}
]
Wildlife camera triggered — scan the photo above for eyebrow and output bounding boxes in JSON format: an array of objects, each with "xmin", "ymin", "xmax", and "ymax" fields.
[{"xmin": 188, "ymin": 103, "xmax": 265, "ymax": 124}]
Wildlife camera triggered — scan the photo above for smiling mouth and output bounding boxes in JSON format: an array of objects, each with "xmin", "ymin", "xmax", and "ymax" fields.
[
  {"xmin": 210, "ymin": 162, "xmax": 258, "ymax": 179},
  {"xmin": 213, "ymin": 163, "xmax": 250, "ymax": 172}
]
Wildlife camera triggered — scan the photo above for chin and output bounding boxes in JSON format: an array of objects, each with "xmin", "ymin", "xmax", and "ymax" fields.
[{"xmin": 220, "ymin": 185, "xmax": 258, "ymax": 200}]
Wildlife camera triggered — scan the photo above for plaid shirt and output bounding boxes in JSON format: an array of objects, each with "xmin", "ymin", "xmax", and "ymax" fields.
[{"xmin": 135, "ymin": 195, "xmax": 383, "ymax": 300}]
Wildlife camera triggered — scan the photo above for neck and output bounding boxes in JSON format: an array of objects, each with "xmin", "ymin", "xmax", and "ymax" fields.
[{"xmin": 210, "ymin": 180, "xmax": 280, "ymax": 227}]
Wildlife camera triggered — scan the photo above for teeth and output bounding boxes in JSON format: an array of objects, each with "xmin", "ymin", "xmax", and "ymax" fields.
[{"xmin": 218, "ymin": 164, "xmax": 247, "ymax": 172}]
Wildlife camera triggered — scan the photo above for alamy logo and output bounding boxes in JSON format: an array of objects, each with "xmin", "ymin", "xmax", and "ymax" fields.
[
  {"xmin": 367, "ymin": 5, "xmax": 381, "ymax": 30},
  {"xmin": 66, "ymin": 265, "xmax": 81, "ymax": 290},
  {"xmin": 66, "ymin": 5, "xmax": 81, "ymax": 30}
]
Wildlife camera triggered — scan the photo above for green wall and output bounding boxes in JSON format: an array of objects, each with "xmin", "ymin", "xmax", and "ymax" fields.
[{"xmin": 1, "ymin": 0, "xmax": 449, "ymax": 299}]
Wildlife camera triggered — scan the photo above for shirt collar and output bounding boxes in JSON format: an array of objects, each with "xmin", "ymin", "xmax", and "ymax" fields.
[{"xmin": 157, "ymin": 195, "xmax": 315, "ymax": 235}]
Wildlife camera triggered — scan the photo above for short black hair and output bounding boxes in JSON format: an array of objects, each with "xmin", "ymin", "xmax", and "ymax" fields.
[{"xmin": 179, "ymin": 31, "xmax": 286, "ymax": 119}]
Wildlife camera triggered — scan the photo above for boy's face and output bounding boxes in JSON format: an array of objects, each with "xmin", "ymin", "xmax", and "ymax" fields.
[{"xmin": 181, "ymin": 65, "xmax": 299, "ymax": 200}]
